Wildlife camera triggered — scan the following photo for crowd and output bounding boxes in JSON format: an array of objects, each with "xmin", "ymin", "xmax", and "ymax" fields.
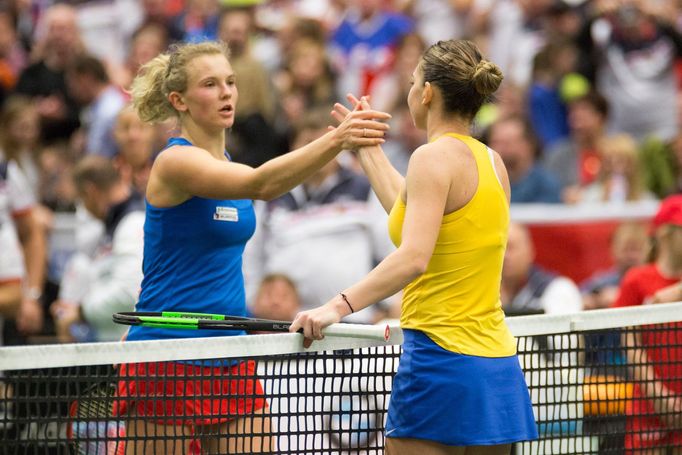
[{"xmin": 0, "ymin": 0, "xmax": 679, "ymax": 342}]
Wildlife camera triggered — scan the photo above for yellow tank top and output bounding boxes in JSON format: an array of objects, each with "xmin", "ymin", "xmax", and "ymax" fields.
[{"xmin": 388, "ymin": 133, "xmax": 516, "ymax": 357}]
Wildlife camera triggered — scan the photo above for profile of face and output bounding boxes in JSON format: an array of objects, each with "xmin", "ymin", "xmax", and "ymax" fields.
[
  {"xmin": 660, "ymin": 224, "xmax": 682, "ymax": 269},
  {"xmin": 170, "ymin": 53, "xmax": 238, "ymax": 132},
  {"xmin": 78, "ymin": 182, "xmax": 108, "ymax": 221},
  {"xmin": 252, "ymin": 277, "xmax": 300, "ymax": 322},
  {"xmin": 407, "ymin": 64, "xmax": 428, "ymax": 130},
  {"xmin": 114, "ymin": 108, "xmax": 155, "ymax": 168},
  {"xmin": 611, "ymin": 225, "xmax": 648, "ymax": 272},
  {"xmin": 502, "ymin": 223, "xmax": 535, "ymax": 283},
  {"xmin": 65, "ymin": 71, "xmax": 95, "ymax": 105},
  {"xmin": 488, "ymin": 119, "xmax": 534, "ymax": 170}
]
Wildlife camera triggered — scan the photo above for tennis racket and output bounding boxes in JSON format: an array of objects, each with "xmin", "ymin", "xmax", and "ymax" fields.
[{"xmin": 113, "ymin": 312, "xmax": 391, "ymax": 341}]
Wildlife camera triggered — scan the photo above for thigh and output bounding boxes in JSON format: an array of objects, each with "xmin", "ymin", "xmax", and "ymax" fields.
[
  {"xmin": 125, "ymin": 415, "xmax": 193, "ymax": 455},
  {"xmin": 198, "ymin": 407, "xmax": 273, "ymax": 454},
  {"xmin": 386, "ymin": 438, "xmax": 511, "ymax": 455}
]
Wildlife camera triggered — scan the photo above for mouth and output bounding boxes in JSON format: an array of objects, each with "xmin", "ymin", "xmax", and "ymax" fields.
[{"xmin": 219, "ymin": 104, "xmax": 233, "ymax": 114}]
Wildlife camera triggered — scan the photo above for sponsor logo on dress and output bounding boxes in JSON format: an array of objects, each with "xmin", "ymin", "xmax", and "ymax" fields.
[{"xmin": 214, "ymin": 206, "xmax": 238, "ymax": 222}]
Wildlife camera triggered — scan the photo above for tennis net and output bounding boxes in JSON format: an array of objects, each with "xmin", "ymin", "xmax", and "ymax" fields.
[{"xmin": 0, "ymin": 302, "xmax": 681, "ymax": 454}]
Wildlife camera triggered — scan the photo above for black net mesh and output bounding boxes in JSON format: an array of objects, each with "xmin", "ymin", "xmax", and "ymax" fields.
[{"xmin": 0, "ymin": 323, "xmax": 680, "ymax": 454}]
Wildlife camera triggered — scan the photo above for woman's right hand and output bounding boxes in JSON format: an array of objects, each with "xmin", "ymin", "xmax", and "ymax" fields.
[{"xmin": 330, "ymin": 98, "xmax": 390, "ymax": 151}]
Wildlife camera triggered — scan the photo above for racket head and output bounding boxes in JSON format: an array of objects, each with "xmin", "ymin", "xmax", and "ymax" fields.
[{"xmin": 113, "ymin": 312, "xmax": 294, "ymax": 332}]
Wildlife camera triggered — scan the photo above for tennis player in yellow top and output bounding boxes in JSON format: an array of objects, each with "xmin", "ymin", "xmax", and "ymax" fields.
[{"xmin": 289, "ymin": 39, "xmax": 537, "ymax": 454}]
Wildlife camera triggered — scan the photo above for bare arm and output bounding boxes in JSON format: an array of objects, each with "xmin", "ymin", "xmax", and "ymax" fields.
[
  {"xmin": 290, "ymin": 144, "xmax": 450, "ymax": 341},
  {"xmin": 154, "ymin": 108, "xmax": 390, "ymax": 203},
  {"xmin": 15, "ymin": 209, "xmax": 47, "ymax": 334},
  {"xmin": 332, "ymin": 97, "xmax": 404, "ymax": 212}
]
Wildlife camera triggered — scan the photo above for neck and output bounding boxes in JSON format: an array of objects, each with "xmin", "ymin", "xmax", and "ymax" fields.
[
  {"xmin": 180, "ymin": 120, "xmax": 226, "ymax": 158},
  {"xmin": 426, "ymin": 115, "xmax": 470, "ymax": 142}
]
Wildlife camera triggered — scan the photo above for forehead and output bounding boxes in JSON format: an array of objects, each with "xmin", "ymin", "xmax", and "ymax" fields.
[{"xmin": 186, "ymin": 53, "xmax": 232, "ymax": 81}]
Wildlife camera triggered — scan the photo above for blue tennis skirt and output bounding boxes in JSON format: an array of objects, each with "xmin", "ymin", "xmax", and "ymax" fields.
[{"xmin": 385, "ymin": 329, "xmax": 538, "ymax": 446}]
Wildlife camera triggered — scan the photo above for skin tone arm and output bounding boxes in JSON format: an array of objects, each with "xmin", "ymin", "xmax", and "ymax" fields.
[
  {"xmin": 14, "ymin": 209, "xmax": 46, "ymax": 334},
  {"xmin": 332, "ymin": 96, "xmax": 404, "ymax": 213},
  {"xmin": 289, "ymin": 143, "xmax": 453, "ymax": 343},
  {"xmin": 151, "ymin": 108, "xmax": 391, "ymax": 204}
]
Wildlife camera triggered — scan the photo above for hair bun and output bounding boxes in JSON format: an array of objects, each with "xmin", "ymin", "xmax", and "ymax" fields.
[{"xmin": 472, "ymin": 60, "xmax": 503, "ymax": 96}]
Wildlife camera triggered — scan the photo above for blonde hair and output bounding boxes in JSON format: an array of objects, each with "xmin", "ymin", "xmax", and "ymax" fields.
[
  {"xmin": 130, "ymin": 41, "xmax": 230, "ymax": 123},
  {"xmin": 596, "ymin": 134, "xmax": 644, "ymax": 201}
]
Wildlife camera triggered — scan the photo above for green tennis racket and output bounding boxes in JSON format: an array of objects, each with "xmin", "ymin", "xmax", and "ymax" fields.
[{"xmin": 113, "ymin": 311, "xmax": 391, "ymax": 341}]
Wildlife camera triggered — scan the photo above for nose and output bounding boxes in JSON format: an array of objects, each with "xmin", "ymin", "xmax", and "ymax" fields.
[{"xmin": 219, "ymin": 81, "xmax": 232, "ymax": 99}]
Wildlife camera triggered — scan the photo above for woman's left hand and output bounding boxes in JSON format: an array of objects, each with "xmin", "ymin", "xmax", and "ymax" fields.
[{"xmin": 289, "ymin": 298, "xmax": 347, "ymax": 347}]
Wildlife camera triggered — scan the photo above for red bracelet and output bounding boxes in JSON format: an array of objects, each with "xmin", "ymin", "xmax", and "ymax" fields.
[{"xmin": 340, "ymin": 293, "xmax": 354, "ymax": 313}]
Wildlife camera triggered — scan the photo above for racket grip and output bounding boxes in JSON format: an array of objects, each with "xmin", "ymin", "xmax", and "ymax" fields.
[{"xmin": 321, "ymin": 323, "xmax": 391, "ymax": 342}]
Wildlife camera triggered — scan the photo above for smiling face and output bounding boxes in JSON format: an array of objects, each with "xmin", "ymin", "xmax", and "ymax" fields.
[{"xmin": 170, "ymin": 53, "xmax": 238, "ymax": 132}]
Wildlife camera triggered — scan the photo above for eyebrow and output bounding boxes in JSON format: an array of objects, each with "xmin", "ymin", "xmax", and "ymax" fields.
[{"xmin": 197, "ymin": 73, "xmax": 235, "ymax": 83}]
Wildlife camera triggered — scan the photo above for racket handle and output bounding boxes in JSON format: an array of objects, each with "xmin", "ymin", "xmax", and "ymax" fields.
[{"xmin": 321, "ymin": 323, "xmax": 391, "ymax": 342}]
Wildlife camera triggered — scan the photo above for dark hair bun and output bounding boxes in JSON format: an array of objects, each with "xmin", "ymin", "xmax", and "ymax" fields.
[{"xmin": 472, "ymin": 60, "xmax": 503, "ymax": 96}]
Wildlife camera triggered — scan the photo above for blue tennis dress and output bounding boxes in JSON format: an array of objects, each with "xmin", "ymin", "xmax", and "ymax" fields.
[
  {"xmin": 385, "ymin": 329, "xmax": 538, "ymax": 445},
  {"xmin": 127, "ymin": 137, "xmax": 256, "ymax": 342}
]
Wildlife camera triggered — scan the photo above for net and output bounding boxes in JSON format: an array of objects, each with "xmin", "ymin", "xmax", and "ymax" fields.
[{"xmin": 0, "ymin": 302, "xmax": 681, "ymax": 454}]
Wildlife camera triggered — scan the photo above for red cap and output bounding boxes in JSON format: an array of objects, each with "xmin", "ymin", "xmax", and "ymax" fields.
[{"xmin": 651, "ymin": 195, "xmax": 682, "ymax": 233}]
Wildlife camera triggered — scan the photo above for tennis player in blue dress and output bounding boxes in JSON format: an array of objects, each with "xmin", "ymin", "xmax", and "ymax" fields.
[
  {"xmin": 117, "ymin": 41, "xmax": 391, "ymax": 454},
  {"xmin": 290, "ymin": 39, "xmax": 538, "ymax": 454}
]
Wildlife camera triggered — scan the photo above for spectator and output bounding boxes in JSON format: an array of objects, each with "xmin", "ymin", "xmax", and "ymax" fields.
[
  {"xmin": 484, "ymin": 0, "xmax": 553, "ymax": 88},
  {"xmin": 527, "ymin": 39, "xmax": 575, "ymax": 148},
  {"xmin": 0, "ymin": 157, "xmax": 47, "ymax": 342},
  {"xmin": 576, "ymin": 0, "xmax": 682, "ymax": 141},
  {"xmin": 640, "ymin": 131, "xmax": 682, "ymax": 199},
  {"xmin": 580, "ymin": 134, "xmax": 656, "ymax": 202},
  {"xmin": 14, "ymin": 3, "xmax": 83, "ymax": 143},
  {"xmin": 218, "ymin": 7, "xmax": 280, "ymax": 167},
  {"xmin": 501, "ymin": 221, "xmax": 583, "ymax": 315},
  {"xmin": 50, "ymin": 155, "xmax": 144, "ymax": 343},
  {"xmin": 112, "ymin": 105, "xmax": 155, "ymax": 195},
  {"xmin": 250, "ymin": 274, "xmax": 301, "ymax": 322},
  {"xmin": 544, "ymin": 91, "xmax": 609, "ymax": 203},
  {"xmin": 0, "ymin": 96, "xmax": 42, "ymax": 194},
  {"xmin": 613, "ymin": 194, "xmax": 682, "ymax": 452},
  {"xmin": 488, "ymin": 114, "xmax": 562, "ymax": 203},
  {"xmin": 65, "ymin": 54, "xmax": 128, "ymax": 158},
  {"xmin": 329, "ymin": 0, "xmax": 413, "ymax": 103},
  {"xmin": 110, "ymin": 22, "xmax": 170, "ymax": 90},
  {"xmin": 273, "ymin": 38, "xmax": 338, "ymax": 151},
  {"xmin": 170, "ymin": 0, "xmax": 220, "ymax": 43},
  {"xmin": 579, "ymin": 134, "xmax": 656, "ymax": 204},
  {"xmin": 581, "ymin": 221, "xmax": 649, "ymax": 310},
  {"xmin": 244, "ymin": 109, "xmax": 392, "ymax": 324},
  {"xmin": 128, "ymin": 0, "xmax": 185, "ymax": 44},
  {"xmin": 0, "ymin": 8, "xmax": 28, "ymax": 105}
]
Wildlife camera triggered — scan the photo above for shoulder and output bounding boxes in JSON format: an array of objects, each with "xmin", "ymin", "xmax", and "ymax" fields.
[{"xmin": 154, "ymin": 145, "xmax": 211, "ymax": 170}]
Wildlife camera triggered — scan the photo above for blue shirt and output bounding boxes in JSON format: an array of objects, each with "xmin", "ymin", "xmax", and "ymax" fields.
[
  {"xmin": 510, "ymin": 164, "xmax": 562, "ymax": 204},
  {"xmin": 127, "ymin": 138, "xmax": 256, "ymax": 341}
]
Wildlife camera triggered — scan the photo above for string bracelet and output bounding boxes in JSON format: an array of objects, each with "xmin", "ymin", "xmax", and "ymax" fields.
[{"xmin": 340, "ymin": 293, "xmax": 355, "ymax": 313}]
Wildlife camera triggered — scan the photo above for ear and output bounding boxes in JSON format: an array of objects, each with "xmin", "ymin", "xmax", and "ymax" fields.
[
  {"xmin": 168, "ymin": 91, "xmax": 188, "ymax": 113},
  {"xmin": 422, "ymin": 82, "xmax": 433, "ymax": 106}
]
